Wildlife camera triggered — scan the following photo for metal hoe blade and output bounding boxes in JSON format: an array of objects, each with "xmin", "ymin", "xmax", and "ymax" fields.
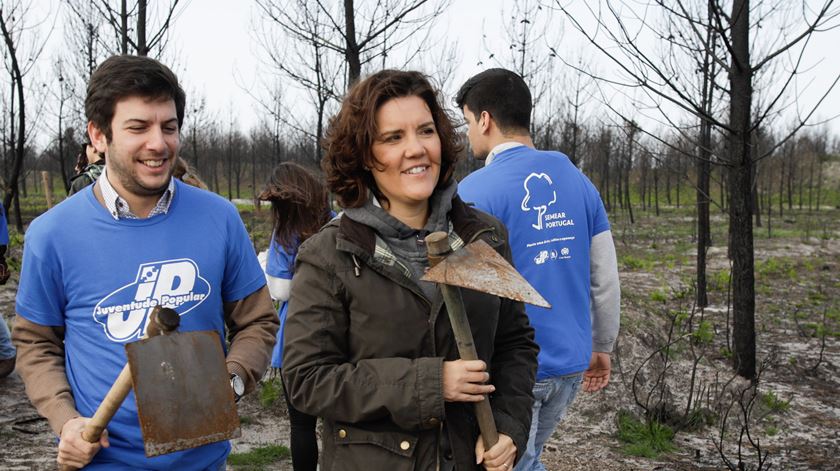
[
  {"xmin": 125, "ymin": 330, "xmax": 241, "ymax": 457},
  {"xmin": 421, "ymin": 239, "xmax": 551, "ymax": 308}
]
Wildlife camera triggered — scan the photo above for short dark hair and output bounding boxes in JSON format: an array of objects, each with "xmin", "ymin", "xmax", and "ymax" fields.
[
  {"xmin": 322, "ymin": 69, "xmax": 462, "ymax": 208},
  {"xmin": 455, "ymin": 68, "xmax": 532, "ymax": 134},
  {"xmin": 85, "ymin": 55, "xmax": 186, "ymax": 141}
]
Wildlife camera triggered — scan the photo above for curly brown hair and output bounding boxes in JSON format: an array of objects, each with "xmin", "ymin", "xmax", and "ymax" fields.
[
  {"xmin": 322, "ymin": 70, "xmax": 462, "ymax": 208},
  {"xmin": 258, "ymin": 162, "xmax": 332, "ymax": 252}
]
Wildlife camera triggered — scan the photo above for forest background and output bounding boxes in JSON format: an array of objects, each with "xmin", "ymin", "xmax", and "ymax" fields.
[{"xmin": 0, "ymin": 1, "xmax": 839, "ymax": 470}]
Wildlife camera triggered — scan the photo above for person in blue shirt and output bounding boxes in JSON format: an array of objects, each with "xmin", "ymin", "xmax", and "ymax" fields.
[
  {"xmin": 456, "ymin": 68, "xmax": 621, "ymax": 471},
  {"xmin": 12, "ymin": 55, "xmax": 278, "ymax": 470},
  {"xmin": 257, "ymin": 162, "xmax": 333, "ymax": 471},
  {"xmin": 0, "ymin": 201, "xmax": 14, "ymax": 379}
]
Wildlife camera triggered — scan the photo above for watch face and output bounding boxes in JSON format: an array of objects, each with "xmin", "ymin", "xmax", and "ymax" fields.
[{"xmin": 231, "ymin": 375, "xmax": 245, "ymax": 395}]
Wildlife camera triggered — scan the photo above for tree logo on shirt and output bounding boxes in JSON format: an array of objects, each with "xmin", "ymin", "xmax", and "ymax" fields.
[
  {"xmin": 92, "ymin": 259, "xmax": 211, "ymax": 342},
  {"xmin": 521, "ymin": 173, "xmax": 577, "ymax": 231},
  {"xmin": 521, "ymin": 173, "xmax": 557, "ymax": 230}
]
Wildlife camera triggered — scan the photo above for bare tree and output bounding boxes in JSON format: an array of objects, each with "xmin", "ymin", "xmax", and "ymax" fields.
[
  {"xmin": 257, "ymin": 0, "xmax": 448, "ymax": 89},
  {"xmin": 481, "ymin": 0, "xmax": 562, "ymax": 139},
  {"xmin": 44, "ymin": 57, "xmax": 76, "ymax": 193},
  {"xmin": 89, "ymin": 0, "xmax": 184, "ymax": 57},
  {"xmin": 255, "ymin": 0, "xmax": 344, "ymax": 163},
  {"xmin": 0, "ymin": 1, "xmax": 51, "ymax": 231},
  {"xmin": 553, "ymin": 0, "xmax": 840, "ymax": 379}
]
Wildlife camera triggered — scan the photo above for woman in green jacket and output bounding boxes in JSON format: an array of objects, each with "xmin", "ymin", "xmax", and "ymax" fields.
[{"xmin": 282, "ymin": 70, "xmax": 538, "ymax": 471}]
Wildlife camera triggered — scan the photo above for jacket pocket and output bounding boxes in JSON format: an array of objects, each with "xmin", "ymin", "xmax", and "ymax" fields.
[{"xmin": 330, "ymin": 422, "xmax": 418, "ymax": 471}]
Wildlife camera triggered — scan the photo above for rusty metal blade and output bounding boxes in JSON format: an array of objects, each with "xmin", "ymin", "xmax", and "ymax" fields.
[
  {"xmin": 125, "ymin": 330, "xmax": 241, "ymax": 457},
  {"xmin": 421, "ymin": 239, "xmax": 551, "ymax": 308}
]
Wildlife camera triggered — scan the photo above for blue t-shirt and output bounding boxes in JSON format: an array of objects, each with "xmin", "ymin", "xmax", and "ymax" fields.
[
  {"xmin": 265, "ymin": 236, "xmax": 293, "ymax": 369},
  {"xmin": 0, "ymin": 201, "xmax": 9, "ymax": 245},
  {"xmin": 459, "ymin": 146, "xmax": 610, "ymax": 380},
  {"xmin": 265, "ymin": 211, "xmax": 335, "ymax": 369},
  {"xmin": 16, "ymin": 181, "xmax": 266, "ymax": 470}
]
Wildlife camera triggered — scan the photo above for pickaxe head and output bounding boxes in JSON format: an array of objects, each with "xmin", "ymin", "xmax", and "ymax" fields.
[{"xmin": 421, "ymin": 234, "xmax": 551, "ymax": 309}]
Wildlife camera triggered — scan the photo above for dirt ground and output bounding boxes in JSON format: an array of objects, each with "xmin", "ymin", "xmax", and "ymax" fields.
[{"xmin": 1, "ymin": 206, "xmax": 838, "ymax": 470}]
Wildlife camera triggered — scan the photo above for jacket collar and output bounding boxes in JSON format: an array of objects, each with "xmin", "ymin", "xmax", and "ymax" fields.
[{"xmin": 335, "ymin": 194, "xmax": 486, "ymax": 259}]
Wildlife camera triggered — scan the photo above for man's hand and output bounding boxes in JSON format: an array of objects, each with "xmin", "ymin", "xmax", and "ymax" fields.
[
  {"xmin": 475, "ymin": 433, "xmax": 516, "ymax": 470},
  {"xmin": 442, "ymin": 359, "xmax": 494, "ymax": 402},
  {"xmin": 57, "ymin": 417, "xmax": 109, "ymax": 468},
  {"xmin": 582, "ymin": 352, "xmax": 611, "ymax": 392}
]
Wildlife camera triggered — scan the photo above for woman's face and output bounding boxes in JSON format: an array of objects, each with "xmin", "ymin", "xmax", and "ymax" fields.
[{"xmin": 370, "ymin": 95, "xmax": 442, "ymax": 218}]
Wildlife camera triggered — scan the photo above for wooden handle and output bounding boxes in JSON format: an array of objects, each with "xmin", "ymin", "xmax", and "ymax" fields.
[
  {"xmin": 59, "ymin": 307, "xmax": 179, "ymax": 470},
  {"xmin": 41, "ymin": 171, "xmax": 53, "ymax": 209},
  {"xmin": 425, "ymin": 231, "xmax": 499, "ymax": 448}
]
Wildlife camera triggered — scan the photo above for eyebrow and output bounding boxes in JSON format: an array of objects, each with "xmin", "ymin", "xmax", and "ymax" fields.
[
  {"xmin": 377, "ymin": 120, "xmax": 436, "ymax": 137},
  {"xmin": 123, "ymin": 118, "xmax": 179, "ymax": 126}
]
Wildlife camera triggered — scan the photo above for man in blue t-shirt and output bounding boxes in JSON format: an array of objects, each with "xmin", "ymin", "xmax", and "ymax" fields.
[
  {"xmin": 456, "ymin": 68, "xmax": 620, "ymax": 471},
  {"xmin": 12, "ymin": 55, "xmax": 278, "ymax": 470},
  {"xmin": 0, "ymin": 201, "xmax": 14, "ymax": 378}
]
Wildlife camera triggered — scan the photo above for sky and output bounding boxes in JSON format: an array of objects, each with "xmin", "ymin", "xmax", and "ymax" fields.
[
  {"xmin": 25, "ymin": 0, "xmax": 840, "ymax": 140},
  {"xmin": 171, "ymin": 0, "xmax": 515, "ymax": 131}
]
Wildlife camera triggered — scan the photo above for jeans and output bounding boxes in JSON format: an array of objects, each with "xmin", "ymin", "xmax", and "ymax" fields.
[
  {"xmin": 0, "ymin": 316, "xmax": 15, "ymax": 359},
  {"xmin": 514, "ymin": 372, "xmax": 583, "ymax": 471}
]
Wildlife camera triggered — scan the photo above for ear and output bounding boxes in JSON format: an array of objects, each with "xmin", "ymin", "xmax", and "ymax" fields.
[
  {"xmin": 87, "ymin": 121, "xmax": 108, "ymax": 154},
  {"xmin": 479, "ymin": 111, "xmax": 492, "ymax": 135}
]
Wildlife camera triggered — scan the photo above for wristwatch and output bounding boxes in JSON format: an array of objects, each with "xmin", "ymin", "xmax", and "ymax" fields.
[{"xmin": 230, "ymin": 374, "xmax": 245, "ymax": 403}]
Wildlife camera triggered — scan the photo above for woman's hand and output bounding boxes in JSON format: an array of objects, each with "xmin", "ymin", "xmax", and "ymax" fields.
[
  {"xmin": 442, "ymin": 359, "xmax": 494, "ymax": 402},
  {"xmin": 475, "ymin": 433, "xmax": 516, "ymax": 470}
]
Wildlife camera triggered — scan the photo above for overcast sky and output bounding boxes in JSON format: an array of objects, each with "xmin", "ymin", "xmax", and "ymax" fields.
[{"xmin": 27, "ymin": 0, "xmax": 840, "ymax": 139}]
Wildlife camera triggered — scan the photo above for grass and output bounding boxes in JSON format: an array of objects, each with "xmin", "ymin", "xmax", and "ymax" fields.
[
  {"xmin": 616, "ymin": 410, "xmax": 676, "ymax": 458},
  {"xmin": 761, "ymin": 391, "xmax": 791, "ymax": 413},
  {"xmin": 710, "ymin": 270, "xmax": 731, "ymax": 291},
  {"xmin": 259, "ymin": 376, "xmax": 283, "ymax": 409},
  {"xmin": 621, "ymin": 254, "xmax": 655, "ymax": 270},
  {"xmin": 228, "ymin": 445, "xmax": 290, "ymax": 469},
  {"xmin": 649, "ymin": 289, "xmax": 668, "ymax": 303},
  {"xmin": 692, "ymin": 320, "xmax": 715, "ymax": 345}
]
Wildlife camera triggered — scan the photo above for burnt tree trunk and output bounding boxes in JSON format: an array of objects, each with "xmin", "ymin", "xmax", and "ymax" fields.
[
  {"xmin": 727, "ymin": 0, "xmax": 756, "ymax": 380},
  {"xmin": 137, "ymin": 0, "xmax": 148, "ymax": 55},
  {"xmin": 344, "ymin": 0, "xmax": 361, "ymax": 86}
]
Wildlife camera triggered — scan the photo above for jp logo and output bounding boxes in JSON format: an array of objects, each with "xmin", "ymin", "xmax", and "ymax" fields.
[
  {"xmin": 521, "ymin": 173, "xmax": 557, "ymax": 230},
  {"xmin": 93, "ymin": 259, "xmax": 211, "ymax": 342}
]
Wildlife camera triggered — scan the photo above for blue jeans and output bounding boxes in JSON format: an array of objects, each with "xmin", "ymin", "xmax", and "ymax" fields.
[
  {"xmin": 514, "ymin": 373, "xmax": 583, "ymax": 471},
  {"xmin": 0, "ymin": 316, "xmax": 15, "ymax": 359}
]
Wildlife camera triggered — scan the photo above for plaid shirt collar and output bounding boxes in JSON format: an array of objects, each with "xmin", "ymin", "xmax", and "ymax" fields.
[{"xmin": 97, "ymin": 166, "xmax": 176, "ymax": 220}]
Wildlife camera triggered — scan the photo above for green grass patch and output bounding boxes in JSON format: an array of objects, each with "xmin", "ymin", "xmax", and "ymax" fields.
[
  {"xmin": 761, "ymin": 391, "xmax": 791, "ymax": 413},
  {"xmin": 709, "ymin": 270, "xmax": 731, "ymax": 291},
  {"xmin": 692, "ymin": 320, "xmax": 715, "ymax": 345},
  {"xmin": 616, "ymin": 410, "xmax": 676, "ymax": 458},
  {"xmin": 228, "ymin": 445, "xmax": 290, "ymax": 469},
  {"xmin": 621, "ymin": 254, "xmax": 654, "ymax": 270},
  {"xmin": 649, "ymin": 289, "xmax": 668, "ymax": 303},
  {"xmin": 259, "ymin": 376, "xmax": 283, "ymax": 409}
]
